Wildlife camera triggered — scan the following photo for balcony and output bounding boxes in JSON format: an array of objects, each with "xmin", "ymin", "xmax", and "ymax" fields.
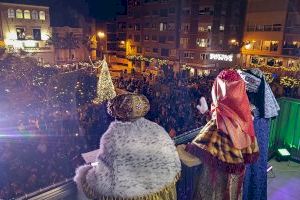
[{"xmin": 16, "ymin": 97, "xmax": 300, "ymax": 200}]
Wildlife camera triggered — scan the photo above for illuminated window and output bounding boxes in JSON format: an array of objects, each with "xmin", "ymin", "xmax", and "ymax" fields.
[
  {"xmin": 198, "ymin": 24, "xmax": 212, "ymax": 32},
  {"xmin": 8, "ymin": 9, "xmax": 15, "ymax": 18},
  {"xmin": 180, "ymin": 37, "xmax": 189, "ymax": 48},
  {"xmin": 196, "ymin": 38, "xmax": 210, "ymax": 47},
  {"xmin": 16, "ymin": 9, "xmax": 23, "ymax": 19},
  {"xmin": 24, "ymin": 10, "xmax": 31, "ymax": 19},
  {"xmin": 16, "ymin": 28, "xmax": 26, "ymax": 40},
  {"xmin": 32, "ymin": 10, "xmax": 39, "ymax": 20},
  {"xmin": 219, "ymin": 24, "xmax": 225, "ymax": 32},
  {"xmin": 159, "ymin": 23, "xmax": 167, "ymax": 31},
  {"xmin": 39, "ymin": 11, "xmax": 46, "ymax": 20}
]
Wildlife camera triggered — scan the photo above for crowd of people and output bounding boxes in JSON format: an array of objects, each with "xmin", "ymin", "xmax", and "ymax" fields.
[{"xmin": 0, "ymin": 54, "xmax": 299, "ymax": 199}]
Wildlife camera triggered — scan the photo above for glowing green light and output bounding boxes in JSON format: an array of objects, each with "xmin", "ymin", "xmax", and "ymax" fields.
[{"xmin": 278, "ymin": 149, "xmax": 290, "ymax": 156}]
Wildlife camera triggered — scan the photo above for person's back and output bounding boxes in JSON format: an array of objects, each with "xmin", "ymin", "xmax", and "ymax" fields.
[{"xmin": 74, "ymin": 94, "xmax": 181, "ymax": 200}]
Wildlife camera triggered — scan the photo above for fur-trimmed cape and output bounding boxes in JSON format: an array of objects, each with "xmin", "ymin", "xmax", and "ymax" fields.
[{"xmin": 74, "ymin": 118, "xmax": 181, "ymax": 200}]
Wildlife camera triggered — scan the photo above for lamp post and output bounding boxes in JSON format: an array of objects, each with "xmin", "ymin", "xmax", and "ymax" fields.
[{"xmin": 90, "ymin": 31, "xmax": 106, "ymax": 60}]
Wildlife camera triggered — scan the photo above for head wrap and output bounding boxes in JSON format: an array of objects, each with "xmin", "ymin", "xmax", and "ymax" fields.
[
  {"xmin": 211, "ymin": 69, "xmax": 255, "ymax": 149},
  {"xmin": 237, "ymin": 69, "xmax": 279, "ymax": 118}
]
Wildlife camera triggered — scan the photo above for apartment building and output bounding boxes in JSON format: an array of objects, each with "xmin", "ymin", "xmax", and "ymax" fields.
[
  {"xmin": 241, "ymin": 0, "xmax": 300, "ymax": 69},
  {"xmin": 0, "ymin": 2, "xmax": 55, "ymax": 64}
]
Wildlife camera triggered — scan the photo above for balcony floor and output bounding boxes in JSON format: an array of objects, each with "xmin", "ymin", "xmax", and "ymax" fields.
[
  {"xmin": 22, "ymin": 159, "xmax": 300, "ymax": 200},
  {"xmin": 268, "ymin": 159, "xmax": 300, "ymax": 200}
]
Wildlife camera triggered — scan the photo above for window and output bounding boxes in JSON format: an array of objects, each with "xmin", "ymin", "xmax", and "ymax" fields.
[
  {"xmin": 262, "ymin": 40, "xmax": 278, "ymax": 51},
  {"xmin": 8, "ymin": 9, "xmax": 15, "ymax": 18},
  {"xmin": 199, "ymin": 7, "xmax": 214, "ymax": 16},
  {"xmin": 169, "ymin": 7, "xmax": 175, "ymax": 14},
  {"xmin": 39, "ymin": 11, "xmax": 46, "ymax": 20},
  {"xmin": 152, "ymin": 10, "xmax": 158, "ymax": 15},
  {"xmin": 16, "ymin": 28, "xmax": 25, "ymax": 40},
  {"xmin": 168, "ymin": 36, "xmax": 174, "ymax": 41},
  {"xmin": 256, "ymin": 25, "xmax": 264, "ymax": 31},
  {"xmin": 24, "ymin": 10, "xmax": 31, "ymax": 19},
  {"xmin": 247, "ymin": 24, "xmax": 255, "ymax": 32},
  {"xmin": 159, "ymin": 23, "xmax": 167, "ymax": 31},
  {"xmin": 159, "ymin": 36, "xmax": 166, "ymax": 43},
  {"xmin": 144, "ymin": 35, "xmax": 150, "ymax": 41},
  {"xmin": 16, "ymin": 9, "xmax": 23, "ymax": 19},
  {"xmin": 219, "ymin": 39, "xmax": 223, "ymax": 45},
  {"xmin": 152, "ymin": 35, "xmax": 157, "ymax": 41},
  {"xmin": 264, "ymin": 25, "xmax": 272, "ymax": 31},
  {"xmin": 161, "ymin": 48, "xmax": 169, "ymax": 56},
  {"xmin": 134, "ymin": 35, "xmax": 140, "ymax": 42},
  {"xmin": 144, "ymin": 22, "xmax": 150, "ymax": 28},
  {"xmin": 153, "ymin": 48, "xmax": 158, "ymax": 53},
  {"xmin": 273, "ymin": 24, "xmax": 282, "ymax": 31},
  {"xmin": 182, "ymin": 7, "xmax": 191, "ymax": 15},
  {"xmin": 160, "ymin": 9, "xmax": 168, "ymax": 17},
  {"xmin": 219, "ymin": 24, "xmax": 225, "ymax": 32},
  {"xmin": 198, "ymin": 24, "xmax": 212, "ymax": 32},
  {"xmin": 32, "ymin": 10, "xmax": 39, "ymax": 19},
  {"xmin": 270, "ymin": 41, "xmax": 279, "ymax": 51},
  {"xmin": 151, "ymin": 23, "xmax": 157, "ymax": 29},
  {"xmin": 196, "ymin": 38, "xmax": 210, "ymax": 47},
  {"xmin": 137, "ymin": 46, "xmax": 142, "ymax": 53},
  {"xmin": 33, "ymin": 29, "xmax": 41, "ymax": 40},
  {"xmin": 200, "ymin": 53, "xmax": 209, "ymax": 60},
  {"xmin": 181, "ymin": 23, "xmax": 190, "ymax": 32},
  {"xmin": 183, "ymin": 52, "xmax": 195, "ymax": 59},
  {"xmin": 180, "ymin": 37, "xmax": 189, "ymax": 48},
  {"xmin": 134, "ymin": 24, "xmax": 141, "ymax": 30},
  {"xmin": 167, "ymin": 23, "xmax": 175, "ymax": 31}
]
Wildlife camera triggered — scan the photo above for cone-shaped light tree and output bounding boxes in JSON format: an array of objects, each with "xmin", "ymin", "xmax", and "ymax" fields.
[{"xmin": 93, "ymin": 58, "xmax": 116, "ymax": 104}]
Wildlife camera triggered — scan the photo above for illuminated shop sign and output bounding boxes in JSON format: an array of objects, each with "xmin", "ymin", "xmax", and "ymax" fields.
[{"xmin": 209, "ymin": 53, "xmax": 233, "ymax": 62}]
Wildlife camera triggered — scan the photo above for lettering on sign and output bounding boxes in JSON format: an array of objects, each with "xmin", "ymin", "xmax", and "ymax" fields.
[{"xmin": 209, "ymin": 53, "xmax": 233, "ymax": 62}]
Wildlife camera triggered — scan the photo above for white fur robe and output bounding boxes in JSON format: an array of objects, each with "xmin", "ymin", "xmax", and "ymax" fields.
[{"xmin": 74, "ymin": 117, "xmax": 181, "ymax": 200}]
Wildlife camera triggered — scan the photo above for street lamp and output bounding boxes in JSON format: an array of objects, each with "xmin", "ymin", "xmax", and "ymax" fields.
[{"xmin": 98, "ymin": 31, "xmax": 105, "ymax": 39}]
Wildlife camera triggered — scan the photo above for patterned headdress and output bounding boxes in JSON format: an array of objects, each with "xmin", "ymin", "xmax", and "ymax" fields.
[{"xmin": 107, "ymin": 94, "xmax": 150, "ymax": 121}]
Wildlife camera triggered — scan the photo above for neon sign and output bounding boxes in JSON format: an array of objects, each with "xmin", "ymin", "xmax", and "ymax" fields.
[{"xmin": 209, "ymin": 53, "xmax": 233, "ymax": 62}]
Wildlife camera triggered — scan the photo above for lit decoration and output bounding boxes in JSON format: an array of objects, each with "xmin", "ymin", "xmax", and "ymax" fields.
[
  {"xmin": 126, "ymin": 55, "xmax": 169, "ymax": 66},
  {"xmin": 280, "ymin": 76, "xmax": 300, "ymax": 88},
  {"xmin": 209, "ymin": 53, "xmax": 233, "ymax": 62},
  {"xmin": 93, "ymin": 58, "xmax": 116, "ymax": 104},
  {"xmin": 263, "ymin": 72, "xmax": 274, "ymax": 83}
]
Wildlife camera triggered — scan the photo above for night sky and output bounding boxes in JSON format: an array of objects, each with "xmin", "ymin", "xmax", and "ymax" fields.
[{"xmin": 0, "ymin": 0, "xmax": 126, "ymax": 25}]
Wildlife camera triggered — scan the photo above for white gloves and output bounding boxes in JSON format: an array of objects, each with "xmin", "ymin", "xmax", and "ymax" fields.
[{"xmin": 197, "ymin": 97, "xmax": 208, "ymax": 114}]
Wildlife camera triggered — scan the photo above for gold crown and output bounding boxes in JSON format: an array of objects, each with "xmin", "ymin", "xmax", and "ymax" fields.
[{"xmin": 107, "ymin": 94, "xmax": 150, "ymax": 121}]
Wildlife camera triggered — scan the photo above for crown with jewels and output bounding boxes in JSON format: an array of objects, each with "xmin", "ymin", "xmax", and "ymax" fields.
[{"xmin": 107, "ymin": 94, "xmax": 150, "ymax": 121}]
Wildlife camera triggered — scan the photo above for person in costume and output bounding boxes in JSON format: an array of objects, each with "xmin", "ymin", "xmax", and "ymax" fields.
[
  {"xmin": 238, "ymin": 69, "xmax": 279, "ymax": 200},
  {"xmin": 181, "ymin": 69, "xmax": 259, "ymax": 200},
  {"xmin": 74, "ymin": 93, "xmax": 181, "ymax": 200}
]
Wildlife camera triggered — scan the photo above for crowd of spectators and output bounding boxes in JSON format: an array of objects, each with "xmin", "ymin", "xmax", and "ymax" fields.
[{"xmin": 0, "ymin": 55, "xmax": 299, "ymax": 199}]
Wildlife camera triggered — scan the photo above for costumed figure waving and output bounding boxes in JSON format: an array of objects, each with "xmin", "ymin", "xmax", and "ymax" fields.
[
  {"xmin": 74, "ymin": 93, "xmax": 181, "ymax": 200},
  {"xmin": 181, "ymin": 69, "xmax": 259, "ymax": 200}
]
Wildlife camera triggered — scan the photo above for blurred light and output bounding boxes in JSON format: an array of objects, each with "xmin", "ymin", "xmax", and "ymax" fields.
[
  {"xmin": 230, "ymin": 39, "xmax": 236, "ymax": 43},
  {"xmin": 245, "ymin": 43, "xmax": 251, "ymax": 50},
  {"xmin": 98, "ymin": 31, "xmax": 105, "ymax": 38},
  {"xmin": 120, "ymin": 40, "xmax": 125, "ymax": 45}
]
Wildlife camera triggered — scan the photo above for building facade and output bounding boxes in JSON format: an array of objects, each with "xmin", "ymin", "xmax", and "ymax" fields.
[
  {"xmin": 52, "ymin": 26, "xmax": 89, "ymax": 63},
  {"xmin": 122, "ymin": 0, "xmax": 246, "ymax": 74},
  {"xmin": 0, "ymin": 2, "xmax": 55, "ymax": 64},
  {"xmin": 241, "ymin": 0, "xmax": 300, "ymax": 69}
]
